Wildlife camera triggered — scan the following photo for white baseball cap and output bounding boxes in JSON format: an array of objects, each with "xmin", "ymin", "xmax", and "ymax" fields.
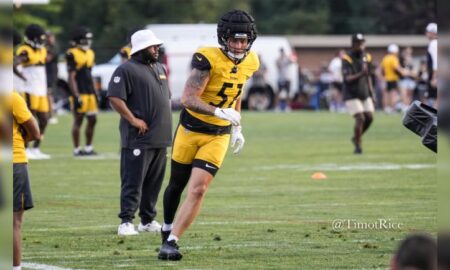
[
  {"xmin": 387, "ymin": 44, "xmax": 399, "ymax": 54},
  {"xmin": 130, "ymin": 29, "xmax": 163, "ymax": 55},
  {"xmin": 426, "ymin": 23, "xmax": 437, "ymax": 34}
]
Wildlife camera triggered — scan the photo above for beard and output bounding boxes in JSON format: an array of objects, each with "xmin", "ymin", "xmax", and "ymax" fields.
[{"xmin": 141, "ymin": 49, "xmax": 158, "ymax": 64}]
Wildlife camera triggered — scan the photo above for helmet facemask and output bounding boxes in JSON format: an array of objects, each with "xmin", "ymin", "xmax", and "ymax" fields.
[{"xmin": 71, "ymin": 28, "xmax": 93, "ymax": 50}]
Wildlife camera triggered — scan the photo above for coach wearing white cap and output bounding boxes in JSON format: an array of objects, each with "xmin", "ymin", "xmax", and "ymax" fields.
[
  {"xmin": 107, "ymin": 29, "xmax": 172, "ymax": 236},
  {"xmin": 426, "ymin": 22, "xmax": 438, "ymax": 107}
]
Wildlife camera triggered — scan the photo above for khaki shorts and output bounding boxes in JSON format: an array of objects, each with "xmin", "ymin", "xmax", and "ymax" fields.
[{"xmin": 345, "ymin": 98, "xmax": 375, "ymax": 115}]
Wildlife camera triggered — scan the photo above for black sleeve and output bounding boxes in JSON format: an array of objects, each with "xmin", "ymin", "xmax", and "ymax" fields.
[
  {"xmin": 191, "ymin": 52, "xmax": 211, "ymax": 71},
  {"xmin": 65, "ymin": 52, "xmax": 76, "ymax": 72},
  {"xmin": 107, "ymin": 66, "xmax": 129, "ymax": 101}
]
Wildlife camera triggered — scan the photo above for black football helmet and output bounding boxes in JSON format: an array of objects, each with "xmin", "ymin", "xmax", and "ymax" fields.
[
  {"xmin": 217, "ymin": 10, "xmax": 257, "ymax": 60},
  {"xmin": 24, "ymin": 24, "xmax": 46, "ymax": 48},
  {"xmin": 70, "ymin": 27, "xmax": 93, "ymax": 49}
]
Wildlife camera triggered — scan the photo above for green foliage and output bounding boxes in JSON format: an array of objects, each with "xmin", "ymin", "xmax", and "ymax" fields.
[
  {"xmin": 251, "ymin": 0, "xmax": 330, "ymax": 34},
  {"xmin": 13, "ymin": 0, "xmax": 436, "ymax": 61}
]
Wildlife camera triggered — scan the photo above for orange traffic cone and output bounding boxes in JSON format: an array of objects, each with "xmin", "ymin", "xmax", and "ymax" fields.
[{"xmin": 311, "ymin": 172, "xmax": 327, "ymax": 180}]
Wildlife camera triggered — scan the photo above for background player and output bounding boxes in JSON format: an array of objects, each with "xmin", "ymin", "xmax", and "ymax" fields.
[
  {"xmin": 15, "ymin": 24, "xmax": 50, "ymax": 160},
  {"xmin": 66, "ymin": 27, "xmax": 98, "ymax": 156}
]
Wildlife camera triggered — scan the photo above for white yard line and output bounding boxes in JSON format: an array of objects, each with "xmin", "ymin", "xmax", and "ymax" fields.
[
  {"xmin": 23, "ymin": 262, "xmax": 84, "ymax": 270},
  {"xmin": 251, "ymin": 163, "xmax": 435, "ymax": 172},
  {"xmin": 49, "ymin": 152, "xmax": 120, "ymax": 160}
]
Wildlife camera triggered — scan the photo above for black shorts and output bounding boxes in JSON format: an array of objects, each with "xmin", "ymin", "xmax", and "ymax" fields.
[
  {"xmin": 332, "ymin": 82, "xmax": 343, "ymax": 92},
  {"xmin": 13, "ymin": 163, "xmax": 33, "ymax": 212},
  {"xmin": 427, "ymin": 83, "xmax": 437, "ymax": 99},
  {"xmin": 277, "ymin": 80, "xmax": 291, "ymax": 93},
  {"xmin": 386, "ymin": 81, "xmax": 399, "ymax": 91}
]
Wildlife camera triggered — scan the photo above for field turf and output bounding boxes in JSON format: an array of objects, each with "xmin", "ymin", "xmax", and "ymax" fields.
[{"xmin": 22, "ymin": 111, "xmax": 436, "ymax": 270}]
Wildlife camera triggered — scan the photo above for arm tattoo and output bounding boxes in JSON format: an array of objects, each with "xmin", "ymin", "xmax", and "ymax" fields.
[{"xmin": 182, "ymin": 69, "xmax": 215, "ymax": 115}]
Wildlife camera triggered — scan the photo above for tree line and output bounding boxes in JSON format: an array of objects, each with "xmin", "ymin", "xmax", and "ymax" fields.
[{"xmin": 13, "ymin": 0, "xmax": 436, "ymax": 62}]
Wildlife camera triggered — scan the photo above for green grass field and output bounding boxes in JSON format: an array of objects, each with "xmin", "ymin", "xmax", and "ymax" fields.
[{"xmin": 22, "ymin": 111, "xmax": 436, "ymax": 270}]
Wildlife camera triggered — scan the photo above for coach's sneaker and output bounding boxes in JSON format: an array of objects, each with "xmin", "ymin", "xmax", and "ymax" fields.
[
  {"xmin": 117, "ymin": 222, "xmax": 139, "ymax": 236},
  {"xmin": 138, "ymin": 220, "xmax": 161, "ymax": 232},
  {"xmin": 158, "ymin": 240, "xmax": 182, "ymax": 261},
  {"xmin": 161, "ymin": 229, "xmax": 171, "ymax": 244}
]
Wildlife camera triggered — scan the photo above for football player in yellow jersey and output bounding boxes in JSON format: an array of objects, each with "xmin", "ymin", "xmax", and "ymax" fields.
[
  {"xmin": 11, "ymin": 91, "xmax": 40, "ymax": 270},
  {"xmin": 119, "ymin": 44, "xmax": 131, "ymax": 63},
  {"xmin": 380, "ymin": 44, "xmax": 406, "ymax": 113},
  {"xmin": 15, "ymin": 24, "xmax": 51, "ymax": 160},
  {"xmin": 66, "ymin": 27, "xmax": 98, "ymax": 156},
  {"xmin": 158, "ymin": 10, "xmax": 259, "ymax": 260}
]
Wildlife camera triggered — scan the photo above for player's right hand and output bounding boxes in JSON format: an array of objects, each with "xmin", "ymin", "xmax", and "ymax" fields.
[
  {"xmin": 132, "ymin": 118, "xmax": 148, "ymax": 135},
  {"xmin": 214, "ymin": 108, "xmax": 241, "ymax": 126},
  {"xmin": 74, "ymin": 96, "xmax": 83, "ymax": 109}
]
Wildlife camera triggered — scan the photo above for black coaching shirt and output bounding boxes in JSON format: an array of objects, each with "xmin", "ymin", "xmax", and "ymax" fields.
[
  {"xmin": 107, "ymin": 57, "xmax": 172, "ymax": 149},
  {"xmin": 342, "ymin": 51, "xmax": 374, "ymax": 101}
]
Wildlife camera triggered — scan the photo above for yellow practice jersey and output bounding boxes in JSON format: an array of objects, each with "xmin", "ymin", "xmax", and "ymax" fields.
[
  {"xmin": 120, "ymin": 45, "xmax": 131, "ymax": 60},
  {"xmin": 0, "ymin": 45, "xmax": 13, "ymax": 92},
  {"xmin": 16, "ymin": 44, "xmax": 47, "ymax": 96},
  {"xmin": 0, "ymin": 44, "xmax": 13, "ymax": 65},
  {"xmin": 66, "ymin": 47, "xmax": 95, "ymax": 70},
  {"xmin": 16, "ymin": 44, "xmax": 47, "ymax": 66},
  {"xmin": 66, "ymin": 47, "xmax": 95, "ymax": 94},
  {"xmin": 381, "ymin": 54, "xmax": 401, "ymax": 81},
  {"xmin": 186, "ymin": 47, "xmax": 259, "ymax": 126},
  {"xmin": 12, "ymin": 91, "xmax": 32, "ymax": 163}
]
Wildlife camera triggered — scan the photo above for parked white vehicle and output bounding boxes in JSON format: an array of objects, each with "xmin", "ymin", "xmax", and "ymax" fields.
[{"xmin": 57, "ymin": 24, "xmax": 299, "ymax": 110}]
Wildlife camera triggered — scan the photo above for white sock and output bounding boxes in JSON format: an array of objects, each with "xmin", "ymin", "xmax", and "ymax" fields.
[
  {"xmin": 162, "ymin": 223, "xmax": 173, "ymax": 232},
  {"xmin": 13, "ymin": 266, "xmax": 21, "ymax": 270},
  {"xmin": 74, "ymin": 147, "xmax": 81, "ymax": 154},
  {"xmin": 167, "ymin": 234, "xmax": 178, "ymax": 242},
  {"xmin": 84, "ymin": 145, "xmax": 93, "ymax": 152}
]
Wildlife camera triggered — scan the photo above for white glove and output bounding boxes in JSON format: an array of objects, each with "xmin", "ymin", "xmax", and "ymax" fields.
[
  {"xmin": 214, "ymin": 108, "xmax": 241, "ymax": 126},
  {"xmin": 230, "ymin": 125, "xmax": 245, "ymax": 154}
]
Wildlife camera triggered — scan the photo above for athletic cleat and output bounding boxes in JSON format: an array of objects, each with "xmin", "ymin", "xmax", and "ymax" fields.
[
  {"xmin": 83, "ymin": 150, "xmax": 98, "ymax": 156},
  {"xmin": 351, "ymin": 137, "xmax": 363, "ymax": 155},
  {"xmin": 73, "ymin": 149, "xmax": 87, "ymax": 157},
  {"xmin": 117, "ymin": 222, "xmax": 139, "ymax": 236},
  {"xmin": 26, "ymin": 148, "xmax": 37, "ymax": 159},
  {"xmin": 28, "ymin": 148, "xmax": 51, "ymax": 160},
  {"xmin": 161, "ymin": 229, "xmax": 171, "ymax": 244},
  {"xmin": 158, "ymin": 240, "xmax": 182, "ymax": 261},
  {"xmin": 137, "ymin": 220, "xmax": 161, "ymax": 232},
  {"xmin": 48, "ymin": 117, "xmax": 59, "ymax": 125}
]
